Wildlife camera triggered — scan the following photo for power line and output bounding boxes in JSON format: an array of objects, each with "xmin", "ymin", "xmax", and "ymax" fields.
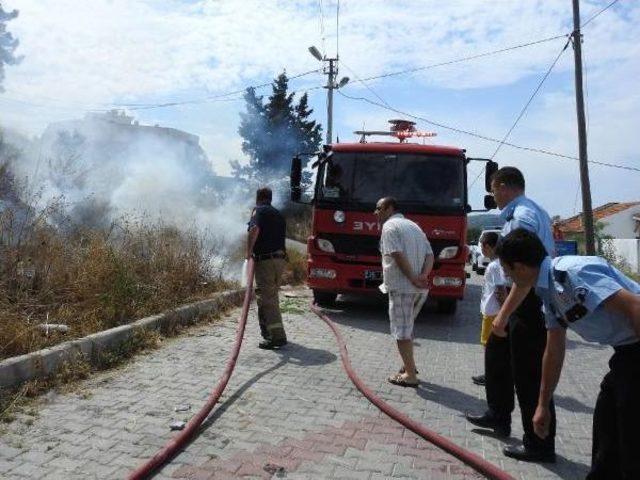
[
  {"xmin": 10, "ymin": 32, "xmax": 569, "ymax": 113},
  {"xmin": 4, "ymin": 0, "xmax": 623, "ymax": 115},
  {"xmin": 489, "ymin": 39, "xmax": 572, "ymax": 160},
  {"xmin": 336, "ymin": 89, "xmax": 640, "ymax": 173},
  {"xmin": 351, "ymin": 2, "xmax": 621, "ymax": 86},
  {"xmin": 336, "ymin": 0, "xmax": 340, "ymax": 58},
  {"xmin": 340, "ymin": 61, "xmax": 392, "ymax": 109},
  {"xmin": 0, "ymin": 95, "xmax": 108, "ymax": 113},
  {"xmin": 355, "ymin": 34, "xmax": 569, "ymax": 83},
  {"xmin": 318, "ymin": 0, "xmax": 326, "ymax": 56},
  {"xmin": 581, "ymin": 0, "xmax": 622, "ymax": 28},
  {"xmin": 120, "ymin": 67, "xmax": 323, "ymax": 110}
]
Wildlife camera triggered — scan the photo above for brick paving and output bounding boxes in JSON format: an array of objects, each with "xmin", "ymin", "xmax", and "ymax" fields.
[{"xmin": 0, "ymin": 271, "xmax": 609, "ymax": 479}]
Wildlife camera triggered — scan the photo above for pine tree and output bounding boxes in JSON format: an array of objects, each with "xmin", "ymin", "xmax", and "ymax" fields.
[
  {"xmin": 0, "ymin": 5, "xmax": 22, "ymax": 91},
  {"xmin": 232, "ymin": 72, "xmax": 322, "ymax": 190}
]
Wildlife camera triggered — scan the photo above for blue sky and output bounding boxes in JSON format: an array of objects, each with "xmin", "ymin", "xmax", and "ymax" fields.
[{"xmin": 1, "ymin": 0, "xmax": 638, "ymax": 218}]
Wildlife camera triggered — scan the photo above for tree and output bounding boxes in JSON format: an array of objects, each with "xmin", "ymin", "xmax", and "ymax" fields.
[
  {"xmin": 47, "ymin": 130, "xmax": 88, "ymax": 191},
  {"xmin": 0, "ymin": 131, "xmax": 19, "ymax": 202},
  {"xmin": 231, "ymin": 72, "xmax": 322, "ymax": 191},
  {"xmin": 0, "ymin": 4, "xmax": 22, "ymax": 91}
]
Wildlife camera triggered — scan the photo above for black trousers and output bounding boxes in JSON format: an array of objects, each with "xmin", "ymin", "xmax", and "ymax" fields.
[
  {"xmin": 484, "ymin": 289, "xmax": 556, "ymax": 451},
  {"xmin": 587, "ymin": 342, "xmax": 640, "ymax": 480}
]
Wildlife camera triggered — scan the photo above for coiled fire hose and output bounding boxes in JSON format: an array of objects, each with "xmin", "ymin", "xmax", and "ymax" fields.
[
  {"xmin": 129, "ymin": 258, "xmax": 513, "ymax": 480},
  {"xmin": 127, "ymin": 259, "xmax": 256, "ymax": 480},
  {"xmin": 310, "ymin": 303, "xmax": 515, "ymax": 480}
]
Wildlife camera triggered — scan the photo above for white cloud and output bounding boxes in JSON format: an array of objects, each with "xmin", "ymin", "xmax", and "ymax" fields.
[{"xmin": 0, "ymin": 0, "xmax": 638, "ymax": 217}]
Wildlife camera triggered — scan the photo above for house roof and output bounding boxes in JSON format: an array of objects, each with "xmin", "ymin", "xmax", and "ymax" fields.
[{"xmin": 556, "ymin": 202, "xmax": 640, "ymax": 234}]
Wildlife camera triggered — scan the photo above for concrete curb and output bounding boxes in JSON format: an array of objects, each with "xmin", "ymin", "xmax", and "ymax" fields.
[{"xmin": 0, "ymin": 289, "xmax": 245, "ymax": 389}]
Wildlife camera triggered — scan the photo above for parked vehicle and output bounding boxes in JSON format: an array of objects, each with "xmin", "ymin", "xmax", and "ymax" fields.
[
  {"xmin": 290, "ymin": 119, "xmax": 498, "ymax": 314},
  {"xmin": 467, "ymin": 244, "xmax": 479, "ymax": 264}
]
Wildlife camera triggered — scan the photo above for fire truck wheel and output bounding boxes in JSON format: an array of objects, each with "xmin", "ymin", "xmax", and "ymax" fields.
[
  {"xmin": 436, "ymin": 299, "xmax": 457, "ymax": 315},
  {"xmin": 313, "ymin": 290, "xmax": 337, "ymax": 307}
]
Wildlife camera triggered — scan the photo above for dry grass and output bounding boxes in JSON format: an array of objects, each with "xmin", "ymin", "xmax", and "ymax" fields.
[
  {"xmin": 283, "ymin": 204, "xmax": 311, "ymax": 243},
  {"xmin": 0, "ymin": 310, "xmax": 231, "ymax": 426},
  {"xmin": 0, "ymin": 206, "xmax": 234, "ymax": 361},
  {"xmin": 283, "ymin": 249, "xmax": 307, "ymax": 285}
]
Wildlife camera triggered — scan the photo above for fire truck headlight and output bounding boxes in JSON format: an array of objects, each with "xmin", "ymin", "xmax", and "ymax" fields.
[
  {"xmin": 433, "ymin": 276, "xmax": 463, "ymax": 287},
  {"xmin": 333, "ymin": 210, "xmax": 346, "ymax": 223},
  {"xmin": 310, "ymin": 268, "xmax": 337, "ymax": 279},
  {"xmin": 316, "ymin": 238, "xmax": 335, "ymax": 253},
  {"xmin": 438, "ymin": 246, "xmax": 459, "ymax": 259}
]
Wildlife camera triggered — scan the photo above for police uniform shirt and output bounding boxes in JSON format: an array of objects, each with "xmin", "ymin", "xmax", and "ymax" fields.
[
  {"xmin": 535, "ymin": 256, "xmax": 640, "ymax": 347},
  {"xmin": 500, "ymin": 195, "xmax": 555, "ymax": 257}
]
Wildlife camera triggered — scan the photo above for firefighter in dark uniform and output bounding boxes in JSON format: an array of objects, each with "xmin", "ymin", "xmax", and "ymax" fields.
[
  {"xmin": 246, "ymin": 187, "xmax": 288, "ymax": 349},
  {"xmin": 497, "ymin": 228, "xmax": 640, "ymax": 479},
  {"xmin": 466, "ymin": 166, "xmax": 557, "ymax": 462}
]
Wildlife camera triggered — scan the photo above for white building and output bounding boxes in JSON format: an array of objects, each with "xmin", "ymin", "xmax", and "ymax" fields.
[{"xmin": 557, "ymin": 202, "xmax": 640, "ymax": 273}]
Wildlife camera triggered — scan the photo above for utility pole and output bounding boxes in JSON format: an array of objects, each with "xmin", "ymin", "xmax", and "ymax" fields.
[
  {"xmin": 326, "ymin": 58, "xmax": 336, "ymax": 145},
  {"xmin": 571, "ymin": 0, "xmax": 596, "ymax": 255},
  {"xmin": 308, "ymin": 46, "xmax": 349, "ymax": 146}
]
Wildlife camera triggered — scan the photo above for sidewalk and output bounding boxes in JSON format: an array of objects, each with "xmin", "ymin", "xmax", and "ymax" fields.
[{"xmin": 0, "ymin": 276, "xmax": 607, "ymax": 479}]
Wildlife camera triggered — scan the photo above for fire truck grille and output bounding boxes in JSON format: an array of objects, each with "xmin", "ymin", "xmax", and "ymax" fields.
[
  {"xmin": 321, "ymin": 234, "xmax": 459, "ymax": 258},
  {"xmin": 322, "ymin": 234, "xmax": 381, "ymax": 256}
]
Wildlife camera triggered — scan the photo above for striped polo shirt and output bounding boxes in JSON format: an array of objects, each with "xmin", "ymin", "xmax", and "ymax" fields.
[{"xmin": 380, "ymin": 213, "xmax": 433, "ymax": 294}]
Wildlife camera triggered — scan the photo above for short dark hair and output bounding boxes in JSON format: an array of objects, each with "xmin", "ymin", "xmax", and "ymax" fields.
[
  {"xmin": 380, "ymin": 196, "xmax": 398, "ymax": 211},
  {"xmin": 256, "ymin": 187, "xmax": 272, "ymax": 204},
  {"xmin": 491, "ymin": 166, "xmax": 525, "ymax": 191},
  {"xmin": 480, "ymin": 231, "xmax": 500, "ymax": 248},
  {"xmin": 496, "ymin": 228, "xmax": 547, "ymax": 268}
]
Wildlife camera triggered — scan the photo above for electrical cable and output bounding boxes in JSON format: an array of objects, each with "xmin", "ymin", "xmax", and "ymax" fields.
[
  {"xmin": 336, "ymin": 0, "xmax": 340, "ymax": 59},
  {"xmin": 340, "ymin": 61, "xmax": 392, "ymax": 109},
  {"xmin": 6, "ymin": 0, "xmax": 623, "ymax": 114},
  {"xmin": 489, "ymin": 38, "xmax": 571, "ymax": 161},
  {"xmin": 355, "ymin": 34, "xmax": 569, "ymax": 83},
  {"xmin": 318, "ymin": 0, "xmax": 326, "ymax": 56},
  {"xmin": 336, "ymin": 90, "xmax": 640, "ymax": 173},
  {"xmin": 467, "ymin": 38, "xmax": 572, "ymax": 190},
  {"xmin": 119, "ymin": 68, "xmax": 323, "ymax": 110},
  {"xmin": 581, "ymin": 0, "xmax": 623, "ymax": 28}
]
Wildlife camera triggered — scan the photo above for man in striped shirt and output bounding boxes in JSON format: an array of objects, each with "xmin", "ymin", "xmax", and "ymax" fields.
[{"xmin": 375, "ymin": 197, "xmax": 434, "ymax": 388}]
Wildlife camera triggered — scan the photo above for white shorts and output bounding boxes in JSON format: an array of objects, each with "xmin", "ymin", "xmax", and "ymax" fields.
[{"xmin": 388, "ymin": 291, "xmax": 428, "ymax": 340}]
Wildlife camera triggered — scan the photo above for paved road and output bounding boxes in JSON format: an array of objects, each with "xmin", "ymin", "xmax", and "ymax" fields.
[{"xmin": 0, "ymin": 270, "xmax": 609, "ymax": 479}]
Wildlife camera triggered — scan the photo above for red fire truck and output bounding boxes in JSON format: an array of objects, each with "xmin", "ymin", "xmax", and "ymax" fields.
[{"xmin": 290, "ymin": 120, "xmax": 497, "ymax": 314}]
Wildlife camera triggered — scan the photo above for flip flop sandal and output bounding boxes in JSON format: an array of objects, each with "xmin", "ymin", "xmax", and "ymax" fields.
[
  {"xmin": 388, "ymin": 373, "xmax": 419, "ymax": 388},
  {"xmin": 398, "ymin": 366, "xmax": 419, "ymax": 374}
]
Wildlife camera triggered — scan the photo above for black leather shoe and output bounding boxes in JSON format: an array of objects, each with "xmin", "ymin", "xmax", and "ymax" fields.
[
  {"xmin": 503, "ymin": 445, "xmax": 556, "ymax": 463},
  {"xmin": 465, "ymin": 411, "xmax": 511, "ymax": 437},
  {"xmin": 471, "ymin": 374, "xmax": 486, "ymax": 386},
  {"xmin": 258, "ymin": 339, "xmax": 287, "ymax": 350}
]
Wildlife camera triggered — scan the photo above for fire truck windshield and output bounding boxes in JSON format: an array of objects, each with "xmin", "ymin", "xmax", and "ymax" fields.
[{"xmin": 317, "ymin": 152, "xmax": 465, "ymax": 212}]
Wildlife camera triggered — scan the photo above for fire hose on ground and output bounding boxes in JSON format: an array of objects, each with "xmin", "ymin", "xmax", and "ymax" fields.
[
  {"xmin": 127, "ymin": 259, "xmax": 256, "ymax": 480},
  {"xmin": 310, "ymin": 303, "xmax": 514, "ymax": 480},
  {"xmin": 128, "ymin": 260, "xmax": 514, "ymax": 480}
]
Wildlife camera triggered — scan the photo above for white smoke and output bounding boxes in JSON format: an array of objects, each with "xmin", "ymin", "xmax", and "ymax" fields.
[{"xmin": 2, "ymin": 113, "xmax": 257, "ymax": 278}]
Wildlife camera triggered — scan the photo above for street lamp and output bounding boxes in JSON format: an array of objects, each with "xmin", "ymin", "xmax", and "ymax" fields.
[
  {"xmin": 308, "ymin": 46, "xmax": 323, "ymax": 62},
  {"xmin": 308, "ymin": 45, "xmax": 349, "ymax": 144}
]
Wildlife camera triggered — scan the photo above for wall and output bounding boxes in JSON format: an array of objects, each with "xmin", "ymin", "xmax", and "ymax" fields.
[
  {"xmin": 606, "ymin": 238, "xmax": 640, "ymax": 274},
  {"xmin": 601, "ymin": 205, "xmax": 640, "ymax": 239}
]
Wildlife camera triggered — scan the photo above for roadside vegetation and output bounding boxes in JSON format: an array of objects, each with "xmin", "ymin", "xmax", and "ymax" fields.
[
  {"xmin": 0, "ymin": 201, "xmax": 235, "ymax": 361},
  {"xmin": 284, "ymin": 204, "xmax": 312, "ymax": 244}
]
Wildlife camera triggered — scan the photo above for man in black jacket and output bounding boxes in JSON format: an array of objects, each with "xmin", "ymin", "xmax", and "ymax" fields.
[{"xmin": 246, "ymin": 187, "xmax": 288, "ymax": 349}]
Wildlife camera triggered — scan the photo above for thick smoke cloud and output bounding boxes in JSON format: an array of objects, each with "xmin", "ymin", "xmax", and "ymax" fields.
[{"xmin": 3, "ymin": 112, "xmax": 257, "ymax": 272}]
